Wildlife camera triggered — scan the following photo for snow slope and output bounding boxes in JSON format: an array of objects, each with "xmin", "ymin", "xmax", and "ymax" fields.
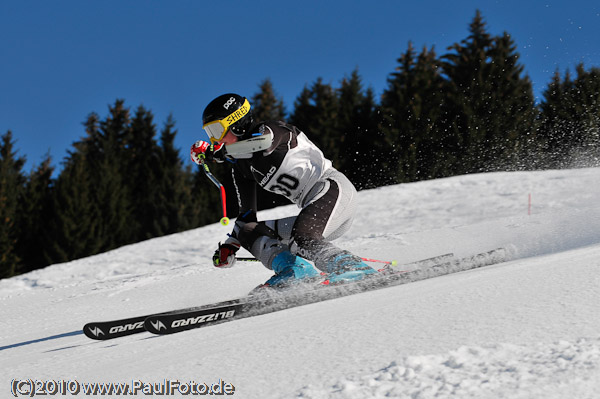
[{"xmin": 1, "ymin": 167, "xmax": 600, "ymax": 399}]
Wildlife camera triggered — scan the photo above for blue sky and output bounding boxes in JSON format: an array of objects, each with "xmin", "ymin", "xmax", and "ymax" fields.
[{"xmin": 2, "ymin": 1, "xmax": 599, "ymax": 173}]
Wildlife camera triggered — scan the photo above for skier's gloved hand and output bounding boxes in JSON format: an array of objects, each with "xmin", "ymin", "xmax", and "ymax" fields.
[
  {"xmin": 190, "ymin": 140, "xmax": 209, "ymax": 165},
  {"xmin": 210, "ymin": 143, "xmax": 227, "ymax": 163},
  {"xmin": 190, "ymin": 140, "xmax": 226, "ymax": 165},
  {"xmin": 213, "ymin": 240, "xmax": 240, "ymax": 268}
]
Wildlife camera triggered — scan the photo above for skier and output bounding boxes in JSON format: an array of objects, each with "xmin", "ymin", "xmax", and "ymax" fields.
[{"xmin": 190, "ymin": 93, "xmax": 377, "ymax": 289}]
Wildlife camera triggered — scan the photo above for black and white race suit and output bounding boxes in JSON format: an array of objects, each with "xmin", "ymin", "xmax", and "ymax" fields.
[{"xmin": 225, "ymin": 120, "xmax": 360, "ymax": 272}]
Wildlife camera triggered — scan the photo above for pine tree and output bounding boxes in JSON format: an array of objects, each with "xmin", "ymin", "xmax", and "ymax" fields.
[
  {"xmin": 538, "ymin": 71, "xmax": 567, "ymax": 160},
  {"xmin": 251, "ymin": 79, "xmax": 286, "ymax": 121},
  {"xmin": 380, "ymin": 42, "xmax": 416, "ymax": 184},
  {"xmin": 571, "ymin": 65, "xmax": 600, "ymax": 162},
  {"xmin": 0, "ymin": 131, "xmax": 26, "ymax": 278},
  {"xmin": 126, "ymin": 105, "xmax": 161, "ymax": 240},
  {"xmin": 336, "ymin": 69, "xmax": 385, "ymax": 189},
  {"xmin": 153, "ymin": 115, "xmax": 202, "ymax": 234},
  {"xmin": 45, "ymin": 151, "xmax": 101, "ymax": 263},
  {"xmin": 93, "ymin": 100, "xmax": 133, "ymax": 249},
  {"xmin": 486, "ymin": 32, "xmax": 537, "ymax": 169},
  {"xmin": 16, "ymin": 154, "xmax": 54, "ymax": 273},
  {"xmin": 539, "ymin": 65, "xmax": 600, "ymax": 167},
  {"xmin": 380, "ymin": 42, "xmax": 452, "ymax": 182},
  {"xmin": 442, "ymin": 11, "xmax": 494, "ymax": 174},
  {"xmin": 46, "ymin": 101, "xmax": 133, "ymax": 262},
  {"xmin": 289, "ymin": 78, "xmax": 340, "ymax": 165},
  {"xmin": 442, "ymin": 10, "xmax": 535, "ymax": 173}
]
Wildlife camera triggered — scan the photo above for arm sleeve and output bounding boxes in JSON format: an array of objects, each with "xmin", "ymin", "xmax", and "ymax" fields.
[{"xmin": 231, "ymin": 165, "xmax": 257, "ymax": 216}]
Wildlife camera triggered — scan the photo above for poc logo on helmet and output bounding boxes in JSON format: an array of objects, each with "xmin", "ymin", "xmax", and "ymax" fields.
[{"xmin": 223, "ymin": 97, "xmax": 236, "ymax": 110}]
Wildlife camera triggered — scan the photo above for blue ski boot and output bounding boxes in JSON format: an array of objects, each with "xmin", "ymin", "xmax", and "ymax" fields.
[
  {"xmin": 326, "ymin": 252, "xmax": 378, "ymax": 284},
  {"xmin": 260, "ymin": 251, "xmax": 320, "ymax": 289}
]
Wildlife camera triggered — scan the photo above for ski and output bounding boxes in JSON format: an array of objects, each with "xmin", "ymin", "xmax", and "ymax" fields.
[
  {"xmin": 83, "ymin": 250, "xmax": 505, "ymax": 340},
  {"xmin": 82, "ymin": 253, "xmax": 452, "ymax": 340},
  {"xmin": 143, "ymin": 249, "xmax": 504, "ymax": 336},
  {"xmin": 83, "ymin": 298, "xmax": 246, "ymax": 340}
]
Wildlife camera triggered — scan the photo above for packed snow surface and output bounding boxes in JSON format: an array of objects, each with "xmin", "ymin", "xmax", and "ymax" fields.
[{"xmin": 1, "ymin": 167, "xmax": 600, "ymax": 398}]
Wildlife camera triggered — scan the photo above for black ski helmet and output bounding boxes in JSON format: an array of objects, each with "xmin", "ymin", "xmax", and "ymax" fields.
[{"xmin": 202, "ymin": 93, "xmax": 254, "ymax": 142}]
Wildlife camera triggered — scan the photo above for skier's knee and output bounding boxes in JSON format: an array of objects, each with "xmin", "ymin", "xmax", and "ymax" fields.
[{"xmin": 237, "ymin": 222, "xmax": 279, "ymax": 251}]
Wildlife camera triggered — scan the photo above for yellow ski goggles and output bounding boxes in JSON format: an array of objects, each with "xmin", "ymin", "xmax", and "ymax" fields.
[{"xmin": 203, "ymin": 98, "xmax": 251, "ymax": 142}]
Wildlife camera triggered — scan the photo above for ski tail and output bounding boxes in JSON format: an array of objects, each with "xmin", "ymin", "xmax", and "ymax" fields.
[{"xmin": 84, "ymin": 315, "xmax": 149, "ymax": 340}]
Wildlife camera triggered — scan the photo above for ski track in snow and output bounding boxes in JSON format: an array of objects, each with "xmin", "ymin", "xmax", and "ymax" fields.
[{"xmin": 1, "ymin": 167, "xmax": 600, "ymax": 398}]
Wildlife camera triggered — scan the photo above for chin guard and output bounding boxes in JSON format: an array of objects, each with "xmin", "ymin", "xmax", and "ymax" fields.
[{"xmin": 224, "ymin": 131, "xmax": 274, "ymax": 157}]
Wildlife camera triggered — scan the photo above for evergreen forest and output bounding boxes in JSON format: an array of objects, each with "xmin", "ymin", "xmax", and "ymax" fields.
[{"xmin": 2, "ymin": 11, "xmax": 600, "ymax": 278}]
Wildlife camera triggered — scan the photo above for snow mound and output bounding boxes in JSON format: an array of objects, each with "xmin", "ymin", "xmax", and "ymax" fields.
[{"xmin": 297, "ymin": 338, "xmax": 600, "ymax": 399}]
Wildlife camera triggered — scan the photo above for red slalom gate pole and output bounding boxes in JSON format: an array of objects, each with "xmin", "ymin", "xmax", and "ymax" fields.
[{"xmin": 202, "ymin": 163, "xmax": 230, "ymax": 226}]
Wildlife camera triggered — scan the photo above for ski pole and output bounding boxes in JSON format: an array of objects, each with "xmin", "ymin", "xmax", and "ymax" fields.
[
  {"xmin": 236, "ymin": 256, "xmax": 398, "ymax": 266},
  {"xmin": 201, "ymin": 162, "xmax": 230, "ymax": 226}
]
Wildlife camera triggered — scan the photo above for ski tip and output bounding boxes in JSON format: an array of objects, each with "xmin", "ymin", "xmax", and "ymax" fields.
[{"xmin": 390, "ymin": 260, "xmax": 398, "ymax": 266}]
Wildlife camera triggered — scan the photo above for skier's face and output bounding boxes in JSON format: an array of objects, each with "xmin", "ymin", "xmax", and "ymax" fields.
[{"xmin": 219, "ymin": 129, "xmax": 239, "ymax": 145}]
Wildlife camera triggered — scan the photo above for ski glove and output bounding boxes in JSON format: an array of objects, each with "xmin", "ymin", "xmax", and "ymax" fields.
[
  {"xmin": 190, "ymin": 140, "xmax": 226, "ymax": 165},
  {"xmin": 213, "ymin": 240, "xmax": 240, "ymax": 268}
]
